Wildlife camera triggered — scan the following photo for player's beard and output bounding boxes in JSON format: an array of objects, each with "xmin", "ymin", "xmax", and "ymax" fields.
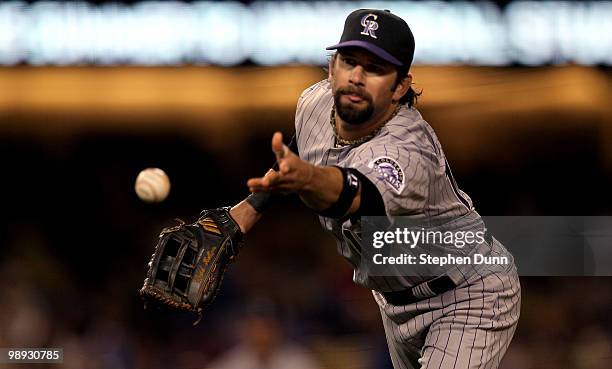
[{"xmin": 333, "ymin": 87, "xmax": 374, "ymax": 125}]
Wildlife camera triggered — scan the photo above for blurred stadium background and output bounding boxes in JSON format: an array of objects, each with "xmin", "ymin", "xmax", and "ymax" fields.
[{"xmin": 0, "ymin": 1, "xmax": 611, "ymax": 368}]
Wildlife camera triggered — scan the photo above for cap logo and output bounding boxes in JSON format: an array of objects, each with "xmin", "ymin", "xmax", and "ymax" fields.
[{"xmin": 360, "ymin": 14, "xmax": 379, "ymax": 39}]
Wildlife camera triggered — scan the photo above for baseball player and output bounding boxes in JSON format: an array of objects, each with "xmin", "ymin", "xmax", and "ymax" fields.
[{"xmin": 229, "ymin": 9, "xmax": 521, "ymax": 369}]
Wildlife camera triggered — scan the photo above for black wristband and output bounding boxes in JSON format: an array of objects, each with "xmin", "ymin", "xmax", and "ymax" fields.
[
  {"xmin": 317, "ymin": 166, "xmax": 360, "ymax": 219},
  {"xmin": 351, "ymin": 170, "xmax": 386, "ymax": 216},
  {"xmin": 245, "ymin": 192, "xmax": 274, "ymax": 214}
]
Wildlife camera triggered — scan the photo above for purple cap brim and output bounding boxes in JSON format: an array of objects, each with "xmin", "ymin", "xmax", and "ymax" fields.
[{"xmin": 326, "ymin": 40, "xmax": 403, "ymax": 66}]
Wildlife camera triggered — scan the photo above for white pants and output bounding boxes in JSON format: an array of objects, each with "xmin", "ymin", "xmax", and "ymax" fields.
[{"xmin": 374, "ymin": 267, "xmax": 521, "ymax": 369}]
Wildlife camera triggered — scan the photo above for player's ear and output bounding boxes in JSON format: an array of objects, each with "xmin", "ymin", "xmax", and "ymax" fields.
[
  {"xmin": 327, "ymin": 54, "xmax": 336, "ymax": 81},
  {"xmin": 392, "ymin": 72, "xmax": 412, "ymax": 102}
]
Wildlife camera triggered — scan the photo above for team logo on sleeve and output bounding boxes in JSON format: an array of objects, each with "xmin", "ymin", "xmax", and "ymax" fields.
[{"xmin": 368, "ymin": 156, "xmax": 405, "ymax": 194}]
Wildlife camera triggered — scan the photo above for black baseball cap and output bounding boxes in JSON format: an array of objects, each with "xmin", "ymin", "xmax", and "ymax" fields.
[{"xmin": 326, "ymin": 9, "xmax": 415, "ymax": 68}]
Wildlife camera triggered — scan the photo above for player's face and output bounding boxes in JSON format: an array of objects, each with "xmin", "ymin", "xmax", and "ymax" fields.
[{"xmin": 330, "ymin": 48, "xmax": 399, "ymax": 125}]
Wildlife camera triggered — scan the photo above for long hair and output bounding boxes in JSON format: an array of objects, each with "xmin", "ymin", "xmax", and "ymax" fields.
[{"xmin": 394, "ymin": 67, "xmax": 422, "ymax": 108}]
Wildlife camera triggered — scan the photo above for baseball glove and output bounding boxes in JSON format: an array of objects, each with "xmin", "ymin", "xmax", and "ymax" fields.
[{"xmin": 139, "ymin": 207, "xmax": 243, "ymax": 324}]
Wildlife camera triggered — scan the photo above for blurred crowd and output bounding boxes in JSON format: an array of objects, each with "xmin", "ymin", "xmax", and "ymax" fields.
[{"xmin": 1, "ymin": 208, "xmax": 611, "ymax": 369}]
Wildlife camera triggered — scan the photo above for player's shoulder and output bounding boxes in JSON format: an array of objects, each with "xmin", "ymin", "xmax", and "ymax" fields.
[
  {"xmin": 367, "ymin": 105, "xmax": 443, "ymax": 157},
  {"xmin": 387, "ymin": 105, "xmax": 426, "ymax": 130},
  {"xmin": 295, "ymin": 79, "xmax": 332, "ymax": 134},
  {"xmin": 384, "ymin": 106, "xmax": 435, "ymax": 142},
  {"xmin": 299, "ymin": 79, "xmax": 331, "ymax": 103}
]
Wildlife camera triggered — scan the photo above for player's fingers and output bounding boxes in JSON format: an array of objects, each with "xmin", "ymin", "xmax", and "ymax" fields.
[
  {"xmin": 263, "ymin": 170, "xmax": 281, "ymax": 186},
  {"xmin": 246, "ymin": 177, "xmax": 265, "ymax": 188},
  {"xmin": 247, "ymin": 179, "xmax": 278, "ymax": 192},
  {"xmin": 247, "ymin": 178, "xmax": 287, "ymax": 193},
  {"xmin": 279, "ymin": 160, "xmax": 291, "ymax": 174},
  {"xmin": 246, "ymin": 181, "xmax": 266, "ymax": 192},
  {"xmin": 272, "ymin": 132, "xmax": 288, "ymax": 160},
  {"xmin": 247, "ymin": 169, "xmax": 273, "ymax": 187},
  {"xmin": 281, "ymin": 151, "xmax": 306, "ymax": 174},
  {"xmin": 271, "ymin": 132, "xmax": 283, "ymax": 153},
  {"xmin": 249, "ymin": 186, "xmax": 269, "ymax": 193},
  {"xmin": 248, "ymin": 185, "xmax": 263, "ymax": 193}
]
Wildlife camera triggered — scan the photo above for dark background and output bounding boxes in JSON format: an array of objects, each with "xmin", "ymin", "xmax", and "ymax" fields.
[
  {"xmin": 1, "ymin": 1, "xmax": 612, "ymax": 368},
  {"xmin": 0, "ymin": 65, "xmax": 611, "ymax": 369}
]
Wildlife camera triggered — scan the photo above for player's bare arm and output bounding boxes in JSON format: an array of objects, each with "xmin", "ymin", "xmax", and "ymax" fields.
[
  {"xmin": 247, "ymin": 132, "xmax": 361, "ymax": 215},
  {"xmin": 229, "ymin": 200, "xmax": 262, "ymax": 234}
]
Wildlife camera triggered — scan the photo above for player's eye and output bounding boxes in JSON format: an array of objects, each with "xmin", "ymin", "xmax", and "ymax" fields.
[
  {"xmin": 365, "ymin": 64, "xmax": 384, "ymax": 74},
  {"xmin": 342, "ymin": 57, "xmax": 357, "ymax": 66}
]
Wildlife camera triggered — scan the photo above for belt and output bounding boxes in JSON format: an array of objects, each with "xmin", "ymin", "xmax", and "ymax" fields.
[
  {"xmin": 381, "ymin": 232, "xmax": 493, "ymax": 306},
  {"xmin": 382, "ymin": 275, "xmax": 457, "ymax": 305}
]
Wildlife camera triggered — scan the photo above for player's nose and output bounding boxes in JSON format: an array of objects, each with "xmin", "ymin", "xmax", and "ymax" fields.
[{"xmin": 349, "ymin": 65, "xmax": 365, "ymax": 86}]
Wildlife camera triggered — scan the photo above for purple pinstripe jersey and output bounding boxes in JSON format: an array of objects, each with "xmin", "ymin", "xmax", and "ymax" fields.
[{"xmin": 295, "ymin": 80, "xmax": 484, "ymax": 290}]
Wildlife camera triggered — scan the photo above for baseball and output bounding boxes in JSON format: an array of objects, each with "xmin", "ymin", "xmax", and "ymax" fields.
[{"xmin": 135, "ymin": 168, "xmax": 171, "ymax": 203}]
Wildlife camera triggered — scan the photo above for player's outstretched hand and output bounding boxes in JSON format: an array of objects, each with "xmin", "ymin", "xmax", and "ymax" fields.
[{"xmin": 247, "ymin": 132, "xmax": 314, "ymax": 194}]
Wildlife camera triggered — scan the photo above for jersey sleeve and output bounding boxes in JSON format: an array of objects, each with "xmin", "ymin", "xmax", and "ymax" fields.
[{"xmin": 348, "ymin": 136, "xmax": 438, "ymax": 216}]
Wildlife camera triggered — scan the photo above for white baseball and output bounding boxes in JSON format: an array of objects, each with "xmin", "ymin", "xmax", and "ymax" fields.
[{"xmin": 135, "ymin": 168, "xmax": 171, "ymax": 203}]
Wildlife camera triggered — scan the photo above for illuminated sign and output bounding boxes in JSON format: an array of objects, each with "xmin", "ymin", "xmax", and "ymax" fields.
[{"xmin": 0, "ymin": 1, "xmax": 610, "ymax": 66}]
